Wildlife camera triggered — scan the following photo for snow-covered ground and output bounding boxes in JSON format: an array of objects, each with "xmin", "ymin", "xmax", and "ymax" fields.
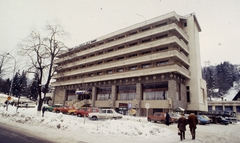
[{"xmin": 0, "ymin": 104, "xmax": 240, "ymax": 143}]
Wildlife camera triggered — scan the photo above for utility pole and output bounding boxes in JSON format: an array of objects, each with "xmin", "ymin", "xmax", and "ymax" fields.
[{"xmin": 6, "ymin": 53, "xmax": 16, "ymax": 111}]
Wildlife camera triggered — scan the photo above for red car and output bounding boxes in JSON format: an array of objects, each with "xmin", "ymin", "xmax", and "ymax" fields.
[
  {"xmin": 74, "ymin": 108, "xmax": 99, "ymax": 117},
  {"xmin": 53, "ymin": 106, "xmax": 75, "ymax": 114}
]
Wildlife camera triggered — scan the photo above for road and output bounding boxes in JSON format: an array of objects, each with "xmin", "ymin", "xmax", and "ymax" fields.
[{"xmin": 0, "ymin": 122, "xmax": 53, "ymax": 143}]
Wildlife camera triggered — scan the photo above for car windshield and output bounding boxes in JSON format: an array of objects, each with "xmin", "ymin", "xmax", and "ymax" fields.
[{"xmin": 100, "ymin": 110, "xmax": 106, "ymax": 113}]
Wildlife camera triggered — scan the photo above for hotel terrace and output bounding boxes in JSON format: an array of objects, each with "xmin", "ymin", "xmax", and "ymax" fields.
[{"xmin": 51, "ymin": 11, "xmax": 208, "ymax": 116}]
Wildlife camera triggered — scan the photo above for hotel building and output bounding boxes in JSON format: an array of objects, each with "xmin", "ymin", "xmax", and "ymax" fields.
[{"xmin": 51, "ymin": 11, "xmax": 208, "ymax": 116}]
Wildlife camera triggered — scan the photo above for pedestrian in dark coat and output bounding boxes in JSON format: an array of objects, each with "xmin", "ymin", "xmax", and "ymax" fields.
[
  {"xmin": 187, "ymin": 113, "xmax": 198, "ymax": 140},
  {"xmin": 165, "ymin": 112, "xmax": 171, "ymax": 126},
  {"xmin": 42, "ymin": 106, "xmax": 46, "ymax": 117},
  {"xmin": 178, "ymin": 113, "xmax": 187, "ymax": 141}
]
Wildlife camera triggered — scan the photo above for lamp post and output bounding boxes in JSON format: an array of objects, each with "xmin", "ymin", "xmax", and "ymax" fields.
[
  {"xmin": 7, "ymin": 53, "xmax": 16, "ymax": 96},
  {"xmin": 6, "ymin": 53, "xmax": 16, "ymax": 111}
]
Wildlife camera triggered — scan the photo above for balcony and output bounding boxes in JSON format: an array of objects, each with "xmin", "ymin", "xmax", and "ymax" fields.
[
  {"xmin": 51, "ymin": 64, "xmax": 190, "ymax": 87},
  {"xmin": 55, "ymin": 23, "xmax": 189, "ymax": 64},
  {"xmin": 54, "ymin": 36, "xmax": 189, "ymax": 73},
  {"xmin": 53, "ymin": 49, "xmax": 189, "ymax": 79}
]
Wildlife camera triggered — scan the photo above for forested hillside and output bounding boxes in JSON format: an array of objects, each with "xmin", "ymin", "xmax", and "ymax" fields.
[{"xmin": 202, "ymin": 61, "xmax": 240, "ymax": 98}]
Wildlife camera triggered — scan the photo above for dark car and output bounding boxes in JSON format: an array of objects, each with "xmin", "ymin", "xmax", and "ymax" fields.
[{"xmin": 216, "ymin": 116, "xmax": 229, "ymax": 125}]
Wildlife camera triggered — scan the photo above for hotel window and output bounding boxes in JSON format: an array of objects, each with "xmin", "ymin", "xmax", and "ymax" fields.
[
  {"xmin": 208, "ymin": 106, "xmax": 212, "ymax": 111},
  {"xmin": 156, "ymin": 47, "xmax": 168, "ymax": 52},
  {"xmin": 118, "ymin": 85, "xmax": 136, "ymax": 100},
  {"xmin": 117, "ymin": 35, "xmax": 125, "ymax": 39},
  {"xmin": 143, "ymin": 83, "xmax": 168, "ymax": 100},
  {"xmin": 155, "ymin": 22, "xmax": 167, "ymax": 28},
  {"xmin": 116, "ymin": 57, "xmax": 124, "ymax": 60},
  {"xmin": 236, "ymin": 106, "xmax": 240, "ymax": 113},
  {"xmin": 128, "ymin": 54, "xmax": 137, "ymax": 58},
  {"xmin": 117, "ymin": 45, "xmax": 125, "ymax": 50},
  {"xmin": 107, "ymin": 49, "xmax": 114, "ymax": 52},
  {"xmin": 128, "ymin": 66, "xmax": 137, "ymax": 70},
  {"xmin": 156, "ymin": 34, "xmax": 168, "ymax": 39},
  {"xmin": 225, "ymin": 106, "xmax": 233, "ymax": 111},
  {"xmin": 157, "ymin": 60, "xmax": 169, "ymax": 66},
  {"xmin": 97, "ymin": 87, "xmax": 111, "ymax": 100},
  {"xmin": 106, "ymin": 59, "xmax": 113, "ymax": 63},
  {"xmin": 117, "ymin": 68, "xmax": 123, "ymax": 72},
  {"xmin": 215, "ymin": 106, "xmax": 223, "ymax": 111},
  {"xmin": 142, "ymin": 63, "xmax": 151, "ymax": 68},
  {"xmin": 129, "ymin": 42, "xmax": 138, "ymax": 47},
  {"xmin": 97, "ymin": 72, "xmax": 102, "ymax": 75},
  {"xmin": 141, "ymin": 38, "xmax": 151, "ymax": 43},
  {"xmin": 141, "ymin": 27, "xmax": 150, "ymax": 32},
  {"xmin": 129, "ymin": 31, "xmax": 137, "ymax": 36},
  {"xmin": 107, "ymin": 70, "xmax": 113, "ymax": 74},
  {"xmin": 141, "ymin": 50, "xmax": 151, "ymax": 55},
  {"xmin": 184, "ymin": 22, "xmax": 187, "ymax": 27}
]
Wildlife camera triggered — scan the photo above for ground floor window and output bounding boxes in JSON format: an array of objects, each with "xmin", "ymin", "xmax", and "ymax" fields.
[
  {"xmin": 215, "ymin": 106, "xmax": 223, "ymax": 111},
  {"xmin": 208, "ymin": 106, "xmax": 212, "ymax": 111},
  {"xmin": 225, "ymin": 106, "xmax": 233, "ymax": 111},
  {"xmin": 236, "ymin": 106, "xmax": 240, "ymax": 112},
  {"xmin": 143, "ymin": 91, "xmax": 168, "ymax": 100},
  {"xmin": 66, "ymin": 90, "xmax": 76, "ymax": 101},
  {"xmin": 143, "ymin": 82, "xmax": 168, "ymax": 100},
  {"xmin": 117, "ymin": 85, "xmax": 136, "ymax": 100},
  {"xmin": 97, "ymin": 87, "xmax": 111, "ymax": 100}
]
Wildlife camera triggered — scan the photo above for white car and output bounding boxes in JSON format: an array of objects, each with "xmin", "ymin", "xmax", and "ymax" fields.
[{"xmin": 88, "ymin": 109, "xmax": 123, "ymax": 120}]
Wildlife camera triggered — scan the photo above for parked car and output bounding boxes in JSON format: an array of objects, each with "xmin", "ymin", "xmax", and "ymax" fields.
[
  {"xmin": 53, "ymin": 106, "xmax": 75, "ymax": 114},
  {"xmin": 88, "ymin": 109, "xmax": 122, "ymax": 120},
  {"xmin": 43, "ymin": 104, "xmax": 63, "ymax": 112},
  {"xmin": 197, "ymin": 115, "xmax": 210, "ymax": 125},
  {"xmin": 68, "ymin": 108, "xmax": 85, "ymax": 115},
  {"xmin": 147, "ymin": 112, "xmax": 175, "ymax": 124},
  {"xmin": 74, "ymin": 107, "xmax": 99, "ymax": 117},
  {"xmin": 215, "ymin": 116, "xmax": 229, "ymax": 125},
  {"xmin": 169, "ymin": 112, "xmax": 181, "ymax": 123},
  {"xmin": 201, "ymin": 115, "xmax": 213, "ymax": 123}
]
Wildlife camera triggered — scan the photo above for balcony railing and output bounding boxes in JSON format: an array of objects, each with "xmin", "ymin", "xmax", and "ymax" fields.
[
  {"xmin": 55, "ymin": 23, "xmax": 189, "ymax": 64},
  {"xmin": 51, "ymin": 64, "xmax": 190, "ymax": 87}
]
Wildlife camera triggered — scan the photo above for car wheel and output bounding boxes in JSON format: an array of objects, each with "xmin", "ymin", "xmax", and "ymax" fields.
[
  {"xmin": 56, "ymin": 110, "xmax": 60, "ymax": 113},
  {"xmin": 92, "ymin": 116, "xmax": 97, "ymax": 120},
  {"xmin": 147, "ymin": 118, "xmax": 151, "ymax": 122},
  {"xmin": 46, "ymin": 109, "xmax": 50, "ymax": 112},
  {"xmin": 77, "ymin": 114, "xmax": 82, "ymax": 117},
  {"xmin": 70, "ymin": 112, "xmax": 74, "ymax": 115},
  {"xmin": 112, "ymin": 117, "xmax": 117, "ymax": 120}
]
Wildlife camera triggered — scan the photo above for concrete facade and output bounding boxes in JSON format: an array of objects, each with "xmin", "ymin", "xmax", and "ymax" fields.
[{"xmin": 51, "ymin": 11, "xmax": 207, "ymax": 116}]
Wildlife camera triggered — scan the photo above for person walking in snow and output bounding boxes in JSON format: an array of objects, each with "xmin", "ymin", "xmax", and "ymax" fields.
[
  {"xmin": 188, "ymin": 113, "xmax": 198, "ymax": 140},
  {"xmin": 42, "ymin": 106, "xmax": 46, "ymax": 117},
  {"xmin": 165, "ymin": 112, "xmax": 171, "ymax": 126},
  {"xmin": 178, "ymin": 113, "xmax": 187, "ymax": 141}
]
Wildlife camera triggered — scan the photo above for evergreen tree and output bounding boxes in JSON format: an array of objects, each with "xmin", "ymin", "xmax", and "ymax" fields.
[
  {"xmin": 29, "ymin": 73, "xmax": 39, "ymax": 100},
  {"xmin": 19, "ymin": 71, "xmax": 28, "ymax": 97},
  {"xmin": 12, "ymin": 70, "xmax": 21, "ymax": 97},
  {"xmin": 2, "ymin": 78, "xmax": 11, "ymax": 94}
]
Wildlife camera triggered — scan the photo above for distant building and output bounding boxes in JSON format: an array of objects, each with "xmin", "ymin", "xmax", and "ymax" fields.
[
  {"xmin": 51, "ymin": 11, "xmax": 207, "ymax": 116},
  {"xmin": 208, "ymin": 90, "xmax": 240, "ymax": 120}
]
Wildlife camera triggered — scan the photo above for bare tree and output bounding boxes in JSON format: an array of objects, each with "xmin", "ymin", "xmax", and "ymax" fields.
[
  {"xmin": 0, "ymin": 53, "xmax": 9, "ymax": 78},
  {"xmin": 20, "ymin": 23, "xmax": 68, "ymax": 111}
]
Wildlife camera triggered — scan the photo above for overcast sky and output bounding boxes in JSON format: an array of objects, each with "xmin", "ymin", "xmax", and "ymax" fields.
[{"xmin": 0, "ymin": 0, "xmax": 240, "ymax": 68}]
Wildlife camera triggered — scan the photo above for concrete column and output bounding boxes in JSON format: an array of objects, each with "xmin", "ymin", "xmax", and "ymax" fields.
[
  {"xmin": 212, "ymin": 105, "xmax": 216, "ymax": 110},
  {"xmin": 168, "ymin": 80, "xmax": 177, "ymax": 109},
  {"xmin": 92, "ymin": 87, "xmax": 96, "ymax": 107},
  {"xmin": 136, "ymin": 83, "xmax": 142, "ymax": 116},
  {"xmin": 233, "ymin": 106, "xmax": 237, "ymax": 113},
  {"xmin": 111, "ymin": 85, "xmax": 117, "ymax": 110}
]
